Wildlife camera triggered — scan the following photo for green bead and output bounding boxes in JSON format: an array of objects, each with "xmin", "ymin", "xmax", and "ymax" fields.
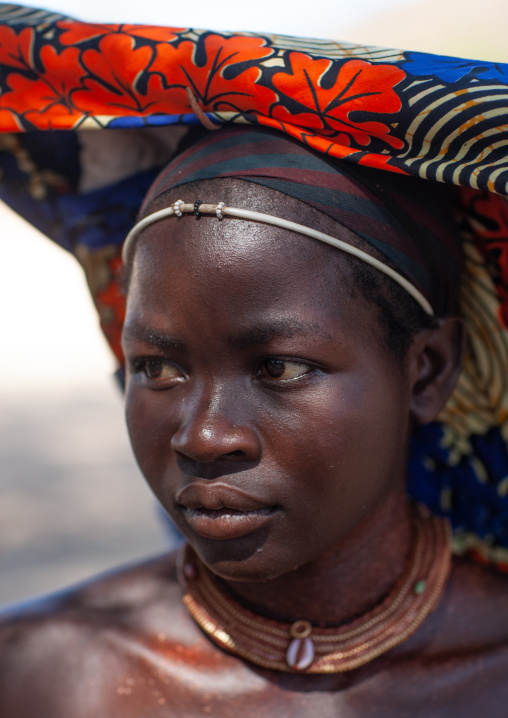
[{"xmin": 413, "ymin": 579, "xmax": 426, "ymax": 595}]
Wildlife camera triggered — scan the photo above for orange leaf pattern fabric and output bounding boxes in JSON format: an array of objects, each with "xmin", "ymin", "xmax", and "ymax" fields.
[
  {"xmin": 271, "ymin": 54, "xmax": 405, "ymax": 149},
  {"xmin": 1, "ymin": 4, "xmax": 508, "ymax": 188},
  {"xmin": 150, "ymin": 35, "xmax": 277, "ymax": 116}
]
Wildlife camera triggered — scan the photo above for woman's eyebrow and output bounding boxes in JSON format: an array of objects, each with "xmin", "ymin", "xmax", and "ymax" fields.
[
  {"xmin": 122, "ymin": 325, "xmax": 186, "ymax": 351},
  {"xmin": 122, "ymin": 320, "xmax": 331, "ymax": 349},
  {"xmin": 228, "ymin": 320, "xmax": 332, "ymax": 347}
]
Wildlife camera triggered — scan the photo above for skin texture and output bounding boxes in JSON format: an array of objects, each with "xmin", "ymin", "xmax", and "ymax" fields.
[{"xmin": 1, "ymin": 179, "xmax": 508, "ymax": 717}]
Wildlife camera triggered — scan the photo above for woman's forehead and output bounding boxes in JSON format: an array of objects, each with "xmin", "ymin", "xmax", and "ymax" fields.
[
  {"xmin": 125, "ymin": 214, "xmax": 368, "ymax": 339},
  {"xmin": 130, "ymin": 210, "xmax": 349, "ymax": 295},
  {"xmin": 131, "ymin": 178, "xmax": 373, "ymax": 291}
]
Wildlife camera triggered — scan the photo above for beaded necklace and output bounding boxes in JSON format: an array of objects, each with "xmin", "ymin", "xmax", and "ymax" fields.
[{"xmin": 179, "ymin": 509, "xmax": 451, "ymax": 673}]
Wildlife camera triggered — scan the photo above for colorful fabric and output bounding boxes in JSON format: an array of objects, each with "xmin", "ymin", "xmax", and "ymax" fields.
[
  {"xmin": 1, "ymin": 3, "xmax": 508, "ymax": 190},
  {"xmin": 142, "ymin": 125, "xmax": 463, "ymax": 315},
  {"xmin": 1, "ymin": 4, "xmax": 508, "ymax": 568}
]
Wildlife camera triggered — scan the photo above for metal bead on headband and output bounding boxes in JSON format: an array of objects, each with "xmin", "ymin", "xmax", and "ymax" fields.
[{"xmin": 122, "ymin": 201, "xmax": 434, "ymax": 316}]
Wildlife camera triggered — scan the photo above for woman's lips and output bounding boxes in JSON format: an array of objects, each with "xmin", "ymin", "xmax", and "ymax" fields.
[
  {"xmin": 176, "ymin": 482, "xmax": 278, "ymax": 540},
  {"xmin": 182, "ymin": 506, "xmax": 276, "ymax": 540}
]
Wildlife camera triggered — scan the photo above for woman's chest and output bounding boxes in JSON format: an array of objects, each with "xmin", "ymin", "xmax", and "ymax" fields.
[{"xmin": 107, "ymin": 645, "xmax": 508, "ymax": 718}]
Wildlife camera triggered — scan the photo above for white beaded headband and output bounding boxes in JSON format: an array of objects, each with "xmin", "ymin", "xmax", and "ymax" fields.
[{"xmin": 122, "ymin": 200, "xmax": 434, "ymax": 316}]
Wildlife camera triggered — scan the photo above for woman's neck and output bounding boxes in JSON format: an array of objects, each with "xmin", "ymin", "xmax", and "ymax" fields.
[{"xmin": 223, "ymin": 489, "xmax": 413, "ymax": 626}]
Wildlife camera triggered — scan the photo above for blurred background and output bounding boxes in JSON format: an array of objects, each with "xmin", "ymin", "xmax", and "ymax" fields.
[{"xmin": 2, "ymin": 0, "xmax": 507, "ymax": 606}]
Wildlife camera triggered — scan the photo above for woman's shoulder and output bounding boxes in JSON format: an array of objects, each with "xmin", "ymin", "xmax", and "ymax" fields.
[
  {"xmin": 0, "ymin": 550, "xmax": 208, "ymax": 717},
  {"xmin": 0, "ymin": 549, "xmax": 183, "ymax": 628},
  {"xmin": 2, "ymin": 551, "xmax": 508, "ymax": 717},
  {"xmin": 445, "ymin": 555, "xmax": 508, "ymax": 634},
  {"xmin": 408, "ymin": 555, "xmax": 508, "ymax": 675}
]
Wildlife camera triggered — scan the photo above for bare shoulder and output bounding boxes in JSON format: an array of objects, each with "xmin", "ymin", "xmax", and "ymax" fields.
[
  {"xmin": 0, "ymin": 550, "xmax": 182, "ymax": 633},
  {"xmin": 444, "ymin": 555, "xmax": 508, "ymax": 638},
  {"xmin": 414, "ymin": 555, "xmax": 508, "ymax": 671},
  {"xmin": 0, "ymin": 550, "xmax": 206, "ymax": 717}
]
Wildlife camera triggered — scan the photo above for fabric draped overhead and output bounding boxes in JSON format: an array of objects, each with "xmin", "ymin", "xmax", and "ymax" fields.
[{"xmin": 1, "ymin": 3, "xmax": 508, "ymax": 568}]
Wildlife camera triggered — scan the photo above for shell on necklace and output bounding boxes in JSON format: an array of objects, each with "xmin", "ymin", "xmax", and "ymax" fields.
[
  {"xmin": 179, "ymin": 510, "xmax": 451, "ymax": 674},
  {"xmin": 286, "ymin": 621, "xmax": 315, "ymax": 670}
]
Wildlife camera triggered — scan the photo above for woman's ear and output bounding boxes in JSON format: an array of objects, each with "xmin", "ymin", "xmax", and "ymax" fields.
[{"xmin": 409, "ymin": 317, "xmax": 466, "ymax": 425}]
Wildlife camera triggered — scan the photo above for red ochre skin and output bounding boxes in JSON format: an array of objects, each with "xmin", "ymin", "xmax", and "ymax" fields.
[{"xmin": 1, "ymin": 179, "xmax": 508, "ymax": 717}]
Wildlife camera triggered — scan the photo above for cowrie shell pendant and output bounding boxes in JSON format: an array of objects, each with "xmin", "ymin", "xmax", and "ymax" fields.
[{"xmin": 286, "ymin": 620, "xmax": 314, "ymax": 671}]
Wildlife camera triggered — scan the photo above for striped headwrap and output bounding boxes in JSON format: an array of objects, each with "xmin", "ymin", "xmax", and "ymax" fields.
[{"xmin": 141, "ymin": 125, "xmax": 463, "ymax": 316}]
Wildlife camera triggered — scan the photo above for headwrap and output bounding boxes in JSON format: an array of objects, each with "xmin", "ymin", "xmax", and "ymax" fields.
[
  {"xmin": 1, "ymin": 3, "xmax": 508, "ymax": 568},
  {"xmin": 140, "ymin": 125, "xmax": 463, "ymax": 316}
]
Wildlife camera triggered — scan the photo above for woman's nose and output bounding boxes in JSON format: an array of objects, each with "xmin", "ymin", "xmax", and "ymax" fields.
[{"xmin": 170, "ymin": 385, "xmax": 261, "ymax": 465}]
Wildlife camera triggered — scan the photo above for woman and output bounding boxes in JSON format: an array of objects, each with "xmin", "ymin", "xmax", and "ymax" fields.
[
  {"xmin": 1, "ymin": 124, "xmax": 508, "ymax": 716},
  {"xmin": 1, "ymin": 5, "xmax": 508, "ymax": 715}
]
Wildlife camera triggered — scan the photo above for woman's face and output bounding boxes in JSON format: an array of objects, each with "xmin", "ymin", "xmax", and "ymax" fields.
[{"xmin": 122, "ymin": 199, "xmax": 414, "ymax": 583}]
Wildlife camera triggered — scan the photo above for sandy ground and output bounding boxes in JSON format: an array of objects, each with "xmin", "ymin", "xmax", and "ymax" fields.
[{"xmin": 0, "ymin": 385, "xmax": 173, "ymax": 607}]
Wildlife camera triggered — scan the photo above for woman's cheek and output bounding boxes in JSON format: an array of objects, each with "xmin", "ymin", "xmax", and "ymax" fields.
[{"xmin": 125, "ymin": 387, "xmax": 176, "ymax": 482}]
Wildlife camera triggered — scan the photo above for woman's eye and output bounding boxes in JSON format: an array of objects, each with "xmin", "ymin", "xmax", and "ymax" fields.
[
  {"xmin": 132, "ymin": 359, "xmax": 185, "ymax": 387},
  {"xmin": 259, "ymin": 359, "xmax": 311, "ymax": 381}
]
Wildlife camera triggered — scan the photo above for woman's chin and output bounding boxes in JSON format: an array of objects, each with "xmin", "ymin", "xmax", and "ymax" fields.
[{"xmin": 187, "ymin": 534, "xmax": 299, "ymax": 584}]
